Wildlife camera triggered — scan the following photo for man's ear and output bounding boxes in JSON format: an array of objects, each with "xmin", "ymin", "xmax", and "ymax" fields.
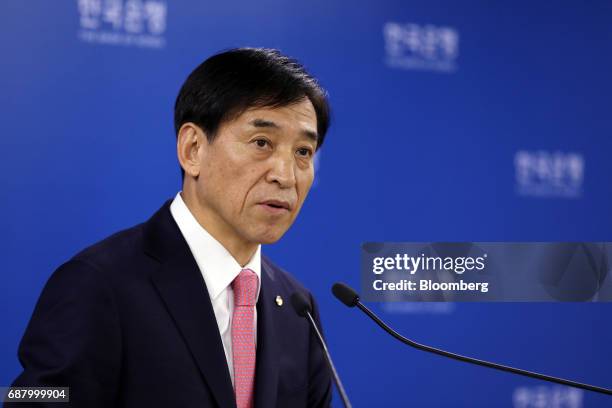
[{"xmin": 177, "ymin": 123, "xmax": 206, "ymax": 178}]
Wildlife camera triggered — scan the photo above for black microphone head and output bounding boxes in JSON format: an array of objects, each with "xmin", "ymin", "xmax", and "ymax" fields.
[
  {"xmin": 332, "ymin": 282, "xmax": 360, "ymax": 307},
  {"xmin": 290, "ymin": 292, "xmax": 312, "ymax": 317}
]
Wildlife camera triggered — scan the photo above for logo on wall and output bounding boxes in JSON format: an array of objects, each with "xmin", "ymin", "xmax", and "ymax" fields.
[
  {"xmin": 383, "ymin": 22, "xmax": 459, "ymax": 73},
  {"xmin": 513, "ymin": 385, "xmax": 582, "ymax": 408},
  {"xmin": 381, "ymin": 302, "xmax": 455, "ymax": 315},
  {"xmin": 514, "ymin": 151, "xmax": 584, "ymax": 198},
  {"xmin": 77, "ymin": 0, "xmax": 167, "ymax": 49}
]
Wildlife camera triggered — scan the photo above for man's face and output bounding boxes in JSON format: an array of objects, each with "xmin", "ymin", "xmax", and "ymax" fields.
[{"xmin": 193, "ymin": 98, "xmax": 318, "ymax": 246}]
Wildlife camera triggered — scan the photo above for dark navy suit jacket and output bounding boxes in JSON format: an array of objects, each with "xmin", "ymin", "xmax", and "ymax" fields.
[{"xmin": 8, "ymin": 201, "xmax": 332, "ymax": 407}]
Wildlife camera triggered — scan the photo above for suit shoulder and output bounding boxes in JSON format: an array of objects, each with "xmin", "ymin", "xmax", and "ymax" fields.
[
  {"xmin": 262, "ymin": 255, "xmax": 311, "ymax": 296},
  {"xmin": 70, "ymin": 222, "xmax": 146, "ymax": 272}
]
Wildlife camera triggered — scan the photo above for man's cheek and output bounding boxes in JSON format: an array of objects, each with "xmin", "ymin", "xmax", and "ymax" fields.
[{"xmin": 299, "ymin": 172, "xmax": 315, "ymax": 195}]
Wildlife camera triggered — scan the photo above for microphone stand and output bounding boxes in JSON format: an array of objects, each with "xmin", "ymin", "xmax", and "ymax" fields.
[
  {"xmin": 355, "ymin": 300, "xmax": 612, "ymax": 396},
  {"xmin": 304, "ymin": 309, "xmax": 353, "ymax": 408}
]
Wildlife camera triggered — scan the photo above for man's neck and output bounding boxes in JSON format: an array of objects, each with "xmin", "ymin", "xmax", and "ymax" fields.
[{"xmin": 180, "ymin": 191, "xmax": 257, "ymax": 267}]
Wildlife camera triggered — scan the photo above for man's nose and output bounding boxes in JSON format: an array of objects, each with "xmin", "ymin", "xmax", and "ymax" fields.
[{"xmin": 266, "ymin": 153, "xmax": 296, "ymax": 188}]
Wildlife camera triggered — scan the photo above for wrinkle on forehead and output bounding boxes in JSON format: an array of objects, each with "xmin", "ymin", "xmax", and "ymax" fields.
[{"xmin": 240, "ymin": 99, "xmax": 318, "ymax": 139}]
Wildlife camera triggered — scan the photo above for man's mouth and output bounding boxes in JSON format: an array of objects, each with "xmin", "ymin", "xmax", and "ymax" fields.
[{"xmin": 259, "ymin": 199, "xmax": 292, "ymax": 213}]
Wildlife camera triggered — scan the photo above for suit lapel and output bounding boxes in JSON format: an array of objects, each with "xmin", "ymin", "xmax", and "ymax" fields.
[
  {"xmin": 145, "ymin": 201, "xmax": 236, "ymax": 408},
  {"xmin": 254, "ymin": 259, "xmax": 280, "ymax": 408}
]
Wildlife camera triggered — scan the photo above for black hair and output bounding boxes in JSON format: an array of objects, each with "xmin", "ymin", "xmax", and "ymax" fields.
[{"xmin": 174, "ymin": 48, "xmax": 330, "ymax": 176}]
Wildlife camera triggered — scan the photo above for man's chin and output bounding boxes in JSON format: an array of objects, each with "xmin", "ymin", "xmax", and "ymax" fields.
[
  {"xmin": 256, "ymin": 233, "xmax": 284, "ymax": 245},
  {"xmin": 250, "ymin": 227, "xmax": 289, "ymax": 245}
]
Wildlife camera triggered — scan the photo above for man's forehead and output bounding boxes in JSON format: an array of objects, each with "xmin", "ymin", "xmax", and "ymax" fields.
[
  {"xmin": 243, "ymin": 100, "xmax": 316, "ymax": 121},
  {"xmin": 237, "ymin": 101, "xmax": 318, "ymax": 139}
]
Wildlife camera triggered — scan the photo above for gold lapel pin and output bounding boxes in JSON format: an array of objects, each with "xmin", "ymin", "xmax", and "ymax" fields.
[{"xmin": 275, "ymin": 295, "xmax": 283, "ymax": 307}]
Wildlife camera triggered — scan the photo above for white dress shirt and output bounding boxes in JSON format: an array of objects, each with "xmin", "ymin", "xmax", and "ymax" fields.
[{"xmin": 170, "ymin": 192, "xmax": 261, "ymax": 387}]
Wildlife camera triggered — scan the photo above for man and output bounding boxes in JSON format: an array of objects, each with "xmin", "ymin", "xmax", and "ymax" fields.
[{"xmin": 8, "ymin": 48, "xmax": 332, "ymax": 407}]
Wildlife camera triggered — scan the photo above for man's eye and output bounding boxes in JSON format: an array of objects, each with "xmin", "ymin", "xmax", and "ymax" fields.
[
  {"xmin": 254, "ymin": 139, "xmax": 270, "ymax": 148},
  {"xmin": 297, "ymin": 148, "xmax": 313, "ymax": 157}
]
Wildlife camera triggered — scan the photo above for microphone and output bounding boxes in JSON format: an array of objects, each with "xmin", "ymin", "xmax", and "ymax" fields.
[
  {"xmin": 331, "ymin": 282, "xmax": 612, "ymax": 396},
  {"xmin": 290, "ymin": 292, "xmax": 352, "ymax": 408},
  {"xmin": 332, "ymin": 282, "xmax": 360, "ymax": 307}
]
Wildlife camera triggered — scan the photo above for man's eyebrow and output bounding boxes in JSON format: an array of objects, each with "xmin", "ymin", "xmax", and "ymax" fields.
[
  {"xmin": 250, "ymin": 118, "xmax": 279, "ymax": 129},
  {"xmin": 301, "ymin": 129, "xmax": 318, "ymax": 143},
  {"xmin": 249, "ymin": 118, "xmax": 318, "ymax": 143}
]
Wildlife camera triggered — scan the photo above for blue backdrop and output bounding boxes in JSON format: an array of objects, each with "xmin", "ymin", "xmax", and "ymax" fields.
[{"xmin": 2, "ymin": 1, "xmax": 611, "ymax": 407}]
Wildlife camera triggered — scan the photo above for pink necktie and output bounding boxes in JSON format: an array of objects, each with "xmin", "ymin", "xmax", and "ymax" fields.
[{"xmin": 231, "ymin": 268, "xmax": 258, "ymax": 408}]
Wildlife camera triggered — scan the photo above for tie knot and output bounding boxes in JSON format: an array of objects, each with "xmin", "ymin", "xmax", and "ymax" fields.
[{"xmin": 232, "ymin": 269, "xmax": 258, "ymax": 306}]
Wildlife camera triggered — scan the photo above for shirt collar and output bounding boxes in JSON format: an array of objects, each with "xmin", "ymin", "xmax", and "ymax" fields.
[{"xmin": 169, "ymin": 192, "xmax": 261, "ymax": 301}]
